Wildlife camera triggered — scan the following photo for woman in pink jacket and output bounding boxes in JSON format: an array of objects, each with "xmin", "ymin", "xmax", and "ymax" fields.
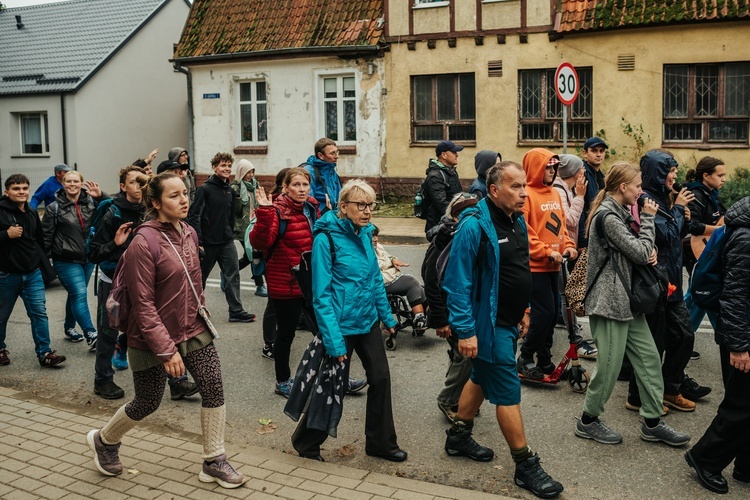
[{"xmin": 86, "ymin": 173, "xmax": 247, "ymax": 489}]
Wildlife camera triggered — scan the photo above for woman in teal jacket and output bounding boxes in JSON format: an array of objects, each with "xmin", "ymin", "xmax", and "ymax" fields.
[{"xmin": 292, "ymin": 179, "xmax": 406, "ymax": 463}]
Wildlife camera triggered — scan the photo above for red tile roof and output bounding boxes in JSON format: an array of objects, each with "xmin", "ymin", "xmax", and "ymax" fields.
[
  {"xmin": 174, "ymin": 0, "xmax": 384, "ymax": 60},
  {"xmin": 556, "ymin": 0, "xmax": 750, "ymax": 33}
]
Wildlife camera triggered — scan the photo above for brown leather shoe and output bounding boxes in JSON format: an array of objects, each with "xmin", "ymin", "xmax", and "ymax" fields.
[{"xmin": 663, "ymin": 394, "xmax": 695, "ymax": 412}]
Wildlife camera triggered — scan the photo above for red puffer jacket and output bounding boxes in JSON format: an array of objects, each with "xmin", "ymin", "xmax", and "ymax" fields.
[{"xmin": 250, "ymin": 194, "xmax": 319, "ymax": 299}]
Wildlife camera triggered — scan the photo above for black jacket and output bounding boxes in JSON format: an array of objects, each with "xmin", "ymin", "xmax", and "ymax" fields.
[
  {"xmin": 717, "ymin": 196, "xmax": 750, "ymax": 353},
  {"xmin": 686, "ymin": 181, "xmax": 726, "ymax": 237},
  {"xmin": 87, "ymin": 193, "xmax": 145, "ymax": 278},
  {"xmin": 42, "ymin": 189, "xmax": 98, "ymax": 263},
  {"xmin": 188, "ymin": 175, "xmax": 236, "ymax": 246},
  {"xmin": 421, "ymin": 216, "xmax": 456, "ymax": 329},
  {"xmin": 0, "ymin": 197, "xmax": 44, "ymax": 274},
  {"xmin": 424, "ymin": 159, "xmax": 462, "ymax": 232}
]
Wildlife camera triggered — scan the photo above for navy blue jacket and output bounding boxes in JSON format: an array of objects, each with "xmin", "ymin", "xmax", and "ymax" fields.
[{"xmin": 577, "ymin": 161, "xmax": 605, "ymax": 246}]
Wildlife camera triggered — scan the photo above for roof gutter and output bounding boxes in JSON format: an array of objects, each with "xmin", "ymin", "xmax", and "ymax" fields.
[
  {"xmin": 173, "ymin": 61, "xmax": 194, "ymax": 174},
  {"xmin": 171, "ymin": 44, "xmax": 382, "ymax": 65}
]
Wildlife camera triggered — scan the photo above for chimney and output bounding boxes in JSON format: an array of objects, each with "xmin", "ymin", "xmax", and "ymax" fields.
[{"xmin": 16, "ymin": 15, "xmax": 25, "ymax": 30}]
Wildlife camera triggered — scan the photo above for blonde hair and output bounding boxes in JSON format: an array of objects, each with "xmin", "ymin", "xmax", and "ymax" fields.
[
  {"xmin": 585, "ymin": 162, "xmax": 640, "ymax": 236},
  {"xmin": 337, "ymin": 179, "xmax": 376, "ymax": 218},
  {"xmin": 63, "ymin": 170, "xmax": 84, "ymax": 183}
]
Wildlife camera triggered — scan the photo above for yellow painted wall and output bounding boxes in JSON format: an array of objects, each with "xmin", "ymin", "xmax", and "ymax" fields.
[
  {"xmin": 383, "ymin": 21, "xmax": 750, "ymax": 179},
  {"xmin": 454, "ymin": 0, "xmax": 476, "ymax": 32},
  {"xmin": 387, "ymin": 0, "xmax": 410, "ymax": 37},
  {"xmin": 413, "ymin": 3, "xmax": 451, "ymax": 35},
  {"xmin": 481, "ymin": 0, "xmax": 521, "ymax": 30},
  {"xmin": 527, "ymin": 0, "xmax": 552, "ymax": 27}
]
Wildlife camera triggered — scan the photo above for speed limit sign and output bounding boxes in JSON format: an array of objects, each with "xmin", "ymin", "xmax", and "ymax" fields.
[{"xmin": 555, "ymin": 62, "xmax": 579, "ymax": 106}]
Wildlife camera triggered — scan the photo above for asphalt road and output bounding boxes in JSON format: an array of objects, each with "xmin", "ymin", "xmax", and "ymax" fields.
[{"xmin": 0, "ymin": 243, "xmax": 741, "ymax": 499}]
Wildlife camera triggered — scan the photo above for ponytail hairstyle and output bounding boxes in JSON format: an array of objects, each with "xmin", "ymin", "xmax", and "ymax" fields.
[
  {"xmin": 142, "ymin": 173, "xmax": 180, "ymax": 220},
  {"xmin": 685, "ymin": 156, "xmax": 724, "ymax": 184},
  {"xmin": 585, "ymin": 162, "xmax": 640, "ymax": 237}
]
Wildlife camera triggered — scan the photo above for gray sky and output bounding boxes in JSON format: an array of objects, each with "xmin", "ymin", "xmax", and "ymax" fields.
[{"xmin": 4, "ymin": 0, "xmax": 67, "ymax": 7}]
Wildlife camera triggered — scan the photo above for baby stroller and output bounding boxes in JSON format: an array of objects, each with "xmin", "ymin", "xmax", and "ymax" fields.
[{"xmin": 385, "ymin": 295, "xmax": 426, "ymax": 350}]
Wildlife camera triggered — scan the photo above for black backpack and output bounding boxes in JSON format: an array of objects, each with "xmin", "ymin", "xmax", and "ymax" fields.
[{"xmin": 414, "ymin": 169, "xmax": 447, "ymax": 219}]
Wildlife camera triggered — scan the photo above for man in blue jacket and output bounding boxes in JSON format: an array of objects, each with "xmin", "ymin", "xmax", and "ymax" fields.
[
  {"xmin": 29, "ymin": 163, "xmax": 71, "ymax": 210},
  {"xmin": 304, "ymin": 138, "xmax": 341, "ymax": 214},
  {"xmin": 443, "ymin": 161, "xmax": 563, "ymax": 499}
]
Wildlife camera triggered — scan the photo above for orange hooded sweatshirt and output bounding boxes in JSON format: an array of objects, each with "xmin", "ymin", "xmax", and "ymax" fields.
[{"xmin": 522, "ymin": 148, "xmax": 576, "ymax": 272}]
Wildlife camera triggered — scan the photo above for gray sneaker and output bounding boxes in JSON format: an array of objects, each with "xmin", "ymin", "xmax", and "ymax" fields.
[
  {"xmin": 575, "ymin": 417, "xmax": 623, "ymax": 444},
  {"xmin": 640, "ymin": 420, "xmax": 690, "ymax": 447},
  {"xmin": 86, "ymin": 430, "xmax": 123, "ymax": 476},
  {"xmin": 199, "ymin": 454, "xmax": 247, "ymax": 489}
]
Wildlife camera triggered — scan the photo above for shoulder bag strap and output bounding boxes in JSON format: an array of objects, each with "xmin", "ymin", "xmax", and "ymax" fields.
[{"xmin": 159, "ymin": 230, "xmax": 203, "ymax": 307}]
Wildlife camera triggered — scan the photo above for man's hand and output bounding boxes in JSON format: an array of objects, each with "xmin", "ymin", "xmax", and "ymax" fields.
[
  {"xmin": 730, "ymin": 351, "xmax": 750, "ymax": 373},
  {"xmin": 518, "ymin": 311, "xmax": 530, "ymax": 338},
  {"xmin": 435, "ymin": 325, "xmax": 451, "ymax": 339},
  {"xmin": 164, "ymin": 351, "xmax": 185, "ymax": 378},
  {"xmin": 6, "ymin": 224, "xmax": 23, "ymax": 239},
  {"xmin": 458, "ymin": 336, "xmax": 478, "ymax": 359},
  {"xmin": 113, "ymin": 222, "xmax": 133, "ymax": 246}
]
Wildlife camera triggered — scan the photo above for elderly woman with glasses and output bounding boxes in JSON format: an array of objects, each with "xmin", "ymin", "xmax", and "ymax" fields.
[{"xmin": 291, "ymin": 179, "xmax": 407, "ymax": 463}]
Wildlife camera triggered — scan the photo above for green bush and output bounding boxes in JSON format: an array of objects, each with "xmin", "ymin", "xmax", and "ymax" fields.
[{"xmin": 721, "ymin": 167, "xmax": 750, "ymax": 208}]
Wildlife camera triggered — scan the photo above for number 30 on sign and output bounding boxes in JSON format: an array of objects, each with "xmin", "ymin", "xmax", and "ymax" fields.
[{"xmin": 555, "ymin": 62, "xmax": 579, "ymax": 106}]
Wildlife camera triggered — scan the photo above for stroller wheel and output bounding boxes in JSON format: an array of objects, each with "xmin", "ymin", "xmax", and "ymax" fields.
[
  {"xmin": 385, "ymin": 336, "xmax": 396, "ymax": 351},
  {"xmin": 568, "ymin": 367, "xmax": 590, "ymax": 393}
]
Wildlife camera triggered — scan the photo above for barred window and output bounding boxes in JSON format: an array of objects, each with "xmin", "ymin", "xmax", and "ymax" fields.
[{"xmin": 411, "ymin": 73, "xmax": 476, "ymax": 143}]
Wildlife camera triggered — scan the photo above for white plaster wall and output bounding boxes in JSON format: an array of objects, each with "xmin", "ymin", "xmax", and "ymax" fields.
[{"xmin": 187, "ymin": 55, "xmax": 386, "ymax": 178}]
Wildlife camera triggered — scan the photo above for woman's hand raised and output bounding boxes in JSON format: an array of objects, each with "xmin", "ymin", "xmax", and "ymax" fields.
[
  {"xmin": 641, "ymin": 198, "xmax": 658, "ymax": 216},
  {"xmin": 256, "ymin": 186, "xmax": 273, "ymax": 206}
]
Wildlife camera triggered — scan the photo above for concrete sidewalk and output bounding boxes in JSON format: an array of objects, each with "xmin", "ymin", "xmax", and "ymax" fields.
[
  {"xmin": 0, "ymin": 386, "xmax": 509, "ymax": 500},
  {"xmin": 371, "ymin": 217, "xmax": 427, "ymax": 245}
]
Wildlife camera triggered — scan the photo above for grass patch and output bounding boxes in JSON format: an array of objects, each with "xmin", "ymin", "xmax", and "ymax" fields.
[{"xmin": 374, "ymin": 200, "xmax": 414, "ymax": 217}]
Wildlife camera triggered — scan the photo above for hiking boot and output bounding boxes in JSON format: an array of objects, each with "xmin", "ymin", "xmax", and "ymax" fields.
[
  {"xmin": 255, "ymin": 286, "xmax": 268, "ymax": 297},
  {"xmin": 261, "ymin": 344, "xmax": 274, "ymax": 360},
  {"xmin": 64, "ymin": 328, "xmax": 84, "ymax": 343},
  {"xmin": 228, "ymin": 311, "xmax": 256, "ymax": 323},
  {"xmin": 438, "ymin": 402, "xmax": 457, "ymax": 424},
  {"xmin": 111, "ymin": 345, "xmax": 129, "ymax": 371},
  {"xmin": 199, "ymin": 454, "xmax": 248, "ymax": 489},
  {"xmin": 39, "ymin": 351, "xmax": 66, "ymax": 368},
  {"xmin": 517, "ymin": 357, "xmax": 544, "ymax": 380},
  {"xmin": 94, "ymin": 381, "xmax": 125, "ymax": 400},
  {"xmin": 169, "ymin": 378, "xmax": 199, "ymax": 400},
  {"xmin": 0, "ymin": 349, "xmax": 9, "ymax": 366},
  {"xmin": 624, "ymin": 399, "xmax": 669, "ymax": 417},
  {"xmin": 346, "ymin": 378, "xmax": 368, "ymax": 395},
  {"xmin": 680, "ymin": 377, "xmax": 711, "ymax": 401},
  {"xmin": 663, "ymin": 394, "xmax": 696, "ymax": 412},
  {"xmin": 575, "ymin": 417, "xmax": 623, "ymax": 445},
  {"xmin": 85, "ymin": 332, "xmax": 98, "ymax": 352},
  {"xmin": 86, "ymin": 429, "xmax": 123, "ymax": 476},
  {"xmin": 640, "ymin": 420, "xmax": 690, "ymax": 447},
  {"xmin": 576, "ymin": 339, "xmax": 598, "ymax": 359},
  {"xmin": 445, "ymin": 427, "xmax": 494, "ymax": 462},
  {"xmin": 275, "ymin": 378, "xmax": 293, "ymax": 398},
  {"xmin": 514, "ymin": 453, "xmax": 564, "ymax": 498}
]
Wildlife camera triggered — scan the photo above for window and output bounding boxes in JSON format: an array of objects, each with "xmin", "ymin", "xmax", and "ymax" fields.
[
  {"xmin": 19, "ymin": 112, "xmax": 49, "ymax": 154},
  {"xmin": 322, "ymin": 76, "xmax": 357, "ymax": 143},
  {"xmin": 411, "ymin": 73, "xmax": 476, "ymax": 142},
  {"xmin": 518, "ymin": 68, "xmax": 592, "ymax": 143},
  {"xmin": 663, "ymin": 62, "xmax": 749, "ymax": 145},
  {"xmin": 414, "ymin": 0, "xmax": 448, "ymax": 6},
  {"xmin": 239, "ymin": 81, "xmax": 267, "ymax": 143}
]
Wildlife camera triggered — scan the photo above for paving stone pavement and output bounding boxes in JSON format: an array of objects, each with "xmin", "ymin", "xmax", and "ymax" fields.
[{"xmin": 0, "ymin": 386, "xmax": 510, "ymax": 500}]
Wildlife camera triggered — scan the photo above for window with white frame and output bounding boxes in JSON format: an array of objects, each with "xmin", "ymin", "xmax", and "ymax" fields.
[
  {"xmin": 414, "ymin": 0, "xmax": 449, "ymax": 6},
  {"xmin": 239, "ymin": 81, "xmax": 268, "ymax": 143},
  {"xmin": 663, "ymin": 62, "xmax": 749, "ymax": 145},
  {"xmin": 19, "ymin": 112, "xmax": 49, "ymax": 154},
  {"xmin": 518, "ymin": 67, "xmax": 593, "ymax": 143},
  {"xmin": 411, "ymin": 73, "xmax": 476, "ymax": 142},
  {"xmin": 322, "ymin": 75, "xmax": 357, "ymax": 143}
]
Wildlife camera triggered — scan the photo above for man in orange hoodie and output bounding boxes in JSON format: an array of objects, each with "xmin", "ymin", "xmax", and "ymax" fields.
[{"xmin": 517, "ymin": 149, "xmax": 577, "ymax": 379}]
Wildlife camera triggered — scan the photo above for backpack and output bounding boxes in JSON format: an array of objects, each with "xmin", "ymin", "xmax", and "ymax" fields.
[
  {"xmin": 85, "ymin": 198, "xmax": 121, "ymax": 274},
  {"xmin": 414, "ymin": 169, "xmax": 448, "ymax": 219},
  {"xmin": 435, "ymin": 212, "xmax": 488, "ymax": 301},
  {"xmin": 106, "ymin": 226, "xmax": 199, "ymax": 331},
  {"xmin": 690, "ymin": 225, "xmax": 731, "ymax": 312}
]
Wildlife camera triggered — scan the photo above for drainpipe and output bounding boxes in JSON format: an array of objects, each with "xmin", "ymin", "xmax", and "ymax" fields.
[
  {"xmin": 60, "ymin": 94, "xmax": 68, "ymax": 165},
  {"xmin": 173, "ymin": 62, "xmax": 194, "ymax": 167}
]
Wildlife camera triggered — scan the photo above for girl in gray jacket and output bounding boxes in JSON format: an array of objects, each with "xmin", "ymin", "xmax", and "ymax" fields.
[{"xmin": 574, "ymin": 162, "xmax": 690, "ymax": 447}]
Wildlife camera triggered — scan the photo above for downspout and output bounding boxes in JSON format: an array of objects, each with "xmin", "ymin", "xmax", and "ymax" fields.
[
  {"xmin": 173, "ymin": 62, "xmax": 194, "ymax": 166},
  {"xmin": 60, "ymin": 94, "xmax": 68, "ymax": 165}
]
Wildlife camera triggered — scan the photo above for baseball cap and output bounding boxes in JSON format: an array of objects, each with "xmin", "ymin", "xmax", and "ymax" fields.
[
  {"xmin": 54, "ymin": 164, "xmax": 72, "ymax": 173},
  {"xmin": 583, "ymin": 137, "xmax": 608, "ymax": 150},
  {"xmin": 436, "ymin": 140, "xmax": 464, "ymax": 156},
  {"xmin": 156, "ymin": 160, "xmax": 188, "ymax": 174}
]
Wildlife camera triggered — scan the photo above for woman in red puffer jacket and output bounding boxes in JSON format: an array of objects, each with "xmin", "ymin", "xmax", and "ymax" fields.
[{"xmin": 250, "ymin": 167, "xmax": 319, "ymax": 397}]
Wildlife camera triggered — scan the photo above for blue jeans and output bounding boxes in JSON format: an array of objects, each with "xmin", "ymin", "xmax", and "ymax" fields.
[
  {"xmin": 0, "ymin": 269, "xmax": 52, "ymax": 358},
  {"xmin": 54, "ymin": 261, "xmax": 95, "ymax": 334}
]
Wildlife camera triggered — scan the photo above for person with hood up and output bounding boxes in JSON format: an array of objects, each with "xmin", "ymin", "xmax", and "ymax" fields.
[
  {"xmin": 686, "ymin": 196, "xmax": 750, "ymax": 495},
  {"xmin": 168, "ymin": 147, "xmax": 196, "ymax": 202},
  {"xmin": 638, "ymin": 150, "xmax": 710, "ymax": 412},
  {"xmin": 470, "ymin": 150, "xmax": 501, "ymax": 199},
  {"xmin": 231, "ymin": 159, "xmax": 267, "ymax": 297},
  {"xmin": 304, "ymin": 138, "xmax": 341, "ymax": 214},
  {"xmin": 422, "ymin": 140, "xmax": 464, "ymax": 233},
  {"xmin": 517, "ymin": 148, "xmax": 577, "ymax": 380}
]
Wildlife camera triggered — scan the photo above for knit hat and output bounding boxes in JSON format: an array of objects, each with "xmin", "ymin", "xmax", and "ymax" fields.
[
  {"xmin": 449, "ymin": 193, "xmax": 479, "ymax": 219},
  {"xmin": 474, "ymin": 150, "xmax": 501, "ymax": 181},
  {"xmin": 558, "ymin": 154, "xmax": 584, "ymax": 179}
]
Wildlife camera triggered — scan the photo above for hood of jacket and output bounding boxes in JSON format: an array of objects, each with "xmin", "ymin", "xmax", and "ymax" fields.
[
  {"xmin": 0, "ymin": 196, "xmax": 27, "ymax": 215},
  {"xmin": 113, "ymin": 192, "xmax": 145, "ymax": 217},
  {"xmin": 425, "ymin": 158, "xmax": 456, "ymax": 176},
  {"xmin": 725, "ymin": 196, "xmax": 750, "ymax": 229},
  {"xmin": 205, "ymin": 174, "xmax": 231, "ymax": 190},
  {"xmin": 522, "ymin": 148, "xmax": 558, "ymax": 188},
  {"xmin": 474, "ymin": 150, "xmax": 500, "ymax": 180},
  {"xmin": 306, "ymin": 155, "xmax": 337, "ymax": 173},
  {"xmin": 640, "ymin": 150, "xmax": 678, "ymax": 204}
]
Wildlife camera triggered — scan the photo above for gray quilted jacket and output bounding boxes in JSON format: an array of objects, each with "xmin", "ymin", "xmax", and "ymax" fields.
[{"xmin": 584, "ymin": 196, "xmax": 656, "ymax": 321}]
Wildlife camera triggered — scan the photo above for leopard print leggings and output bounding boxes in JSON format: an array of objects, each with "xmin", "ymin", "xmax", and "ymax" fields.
[{"xmin": 124, "ymin": 343, "xmax": 224, "ymax": 421}]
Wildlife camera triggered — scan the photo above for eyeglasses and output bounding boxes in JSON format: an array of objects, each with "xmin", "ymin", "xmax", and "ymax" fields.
[{"xmin": 345, "ymin": 201, "xmax": 377, "ymax": 211}]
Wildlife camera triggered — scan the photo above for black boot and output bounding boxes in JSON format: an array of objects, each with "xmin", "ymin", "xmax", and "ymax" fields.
[{"xmin": 444, "ymin": 420, "xmax": 494, "ymax": 462}]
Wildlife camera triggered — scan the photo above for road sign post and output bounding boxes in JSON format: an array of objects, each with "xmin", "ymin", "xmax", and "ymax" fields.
[{"xmin": 555, "ymin": 62, "xmax": 579, "ymax": 153}]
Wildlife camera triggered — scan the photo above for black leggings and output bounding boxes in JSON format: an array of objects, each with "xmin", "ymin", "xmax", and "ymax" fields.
[
  {"xmin": 124, "ymin": 343, "xmax": 224, "ymax": 421},
  {"xmin": 271, "ymin": 297, "xmax": 306, "ymax": 382}
]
